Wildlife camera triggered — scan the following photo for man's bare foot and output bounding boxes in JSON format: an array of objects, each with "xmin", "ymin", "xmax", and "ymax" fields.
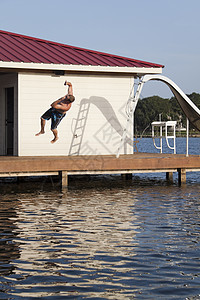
[
  {"xmin": 35, "ymin": 131, "xmax": 45, "ymax": 136},
  {"xmin": 51, "ymin": 137, "xmax": 58, "ymax": 143}
]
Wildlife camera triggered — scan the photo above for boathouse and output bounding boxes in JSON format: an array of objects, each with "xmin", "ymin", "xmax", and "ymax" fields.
[
  {"xmin": 0, "ymin": 30, "xmax": 164, "ymax": 157},
  {"xmin": 1, "ymin": 30, "xmax": 200, "ymax": 186}
]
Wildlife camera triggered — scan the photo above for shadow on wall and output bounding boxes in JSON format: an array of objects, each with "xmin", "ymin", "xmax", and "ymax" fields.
[{"xmin": 68, "ymin": 96, "xmax": 132, "ymax": 155}]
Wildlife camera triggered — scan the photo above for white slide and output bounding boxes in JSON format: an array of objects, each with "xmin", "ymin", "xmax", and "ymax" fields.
[{"xmin": 142, "ymin": 75, "xmax": 200, "ymax": 131}]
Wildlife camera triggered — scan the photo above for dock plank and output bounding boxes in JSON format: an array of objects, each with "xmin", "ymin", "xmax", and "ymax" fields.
[{"xmin": 0, "ymin": 153, "xmax": 200, "ymax": 174}]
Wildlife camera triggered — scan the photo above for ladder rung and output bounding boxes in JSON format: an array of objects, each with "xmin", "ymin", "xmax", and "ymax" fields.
[
  {"xmin": 79, "ymin": 109, "xmax": 88, "ymax": 113},
  {"xmin": 77, "ymin": 117, "xmax": 86, "ymax": 121},
  {"xmin": 73, "ymin": 134, "xmax": 82, "ymax": 138},
  {"xmin": 70, "ymin": 143, "xmax": 80, "ymax": 147}
]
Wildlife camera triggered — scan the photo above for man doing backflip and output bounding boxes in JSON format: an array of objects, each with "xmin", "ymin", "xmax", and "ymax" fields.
[{"xmin": 36, "ymin": 81, "xmax": 75, "ymax": 143}]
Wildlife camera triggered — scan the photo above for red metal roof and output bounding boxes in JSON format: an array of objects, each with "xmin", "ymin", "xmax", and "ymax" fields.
[{"xmin": 0, "ymin": 30, "xmax": 164, "ymax": 68}]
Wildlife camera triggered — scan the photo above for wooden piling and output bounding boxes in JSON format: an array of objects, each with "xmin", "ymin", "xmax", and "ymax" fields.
[
  {"xmin": 59, "ymin": 171, "xmax": 68, "ymax": 189},
  {"xmin": 178, "ymin": 168, "xmax": 186, "ymax": 185},
  {"xmin": 166, "ymin": 172, "xmax": 173, "ymax": 183}
]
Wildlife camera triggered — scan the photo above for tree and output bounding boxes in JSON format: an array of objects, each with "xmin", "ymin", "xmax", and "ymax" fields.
[{"xmin": 134, "ymin": 93, "xmax": 200, "ymax": 135}]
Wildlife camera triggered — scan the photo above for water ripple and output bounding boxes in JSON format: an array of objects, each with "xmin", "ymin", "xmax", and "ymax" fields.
[{"xmin": 0, "ymin": 184, "xmax": 199, "ymax": 299}]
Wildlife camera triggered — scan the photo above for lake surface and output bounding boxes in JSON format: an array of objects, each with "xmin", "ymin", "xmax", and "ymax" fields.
[{"xmin": 0, "ymin": 138, "xmax": 200, "ymax": 299}]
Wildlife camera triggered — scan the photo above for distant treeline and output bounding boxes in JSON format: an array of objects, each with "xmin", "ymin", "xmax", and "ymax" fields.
[{"xmin": 134, "ymin": 92, "xmax": 200, "ymax": 136}]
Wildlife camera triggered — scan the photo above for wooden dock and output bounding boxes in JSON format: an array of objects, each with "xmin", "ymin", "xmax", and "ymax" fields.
[{"xmin": 0, "ymin": 153, "xmax": 200, "ymax": 187}]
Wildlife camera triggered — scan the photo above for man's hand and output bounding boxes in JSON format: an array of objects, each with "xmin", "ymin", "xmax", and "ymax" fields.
[{"xmin": 64, "ymin": 80, "xmax": 72, "ymax": 86}]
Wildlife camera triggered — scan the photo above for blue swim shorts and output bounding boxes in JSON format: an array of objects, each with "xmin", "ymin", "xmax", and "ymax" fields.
[{"xmin": 41, "ymin": 108, "xmax": 66, "ymax": 130}]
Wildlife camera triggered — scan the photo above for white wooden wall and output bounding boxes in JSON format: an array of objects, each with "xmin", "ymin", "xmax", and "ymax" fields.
[{"xmin": 18, "ymin": 72, "xmax": 134, "ymax": 156}]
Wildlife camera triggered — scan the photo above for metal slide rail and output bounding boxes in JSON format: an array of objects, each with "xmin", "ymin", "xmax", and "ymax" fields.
[{"xmin": 116, "ymin": 78, "xmax": 145, "ymax": 158}]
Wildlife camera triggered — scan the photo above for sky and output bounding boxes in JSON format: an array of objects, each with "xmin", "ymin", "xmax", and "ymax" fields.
[{"xmin": 0, "ymin": 0, "xmax": 200, "ymax": 98}]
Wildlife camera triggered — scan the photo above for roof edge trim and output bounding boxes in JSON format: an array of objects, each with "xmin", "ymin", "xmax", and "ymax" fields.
[{"xmin": 0, "ymin": 61, "xmax": 163, "ymax": 74}]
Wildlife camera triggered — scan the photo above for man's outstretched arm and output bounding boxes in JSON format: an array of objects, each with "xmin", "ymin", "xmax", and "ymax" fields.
[
  {"xmin": 64, "ymin": 81, "xmax": 73, "ymax": 95},
  {"xmin": 51, "ymin": 81, "xmax": 73, "ymax": 108}
]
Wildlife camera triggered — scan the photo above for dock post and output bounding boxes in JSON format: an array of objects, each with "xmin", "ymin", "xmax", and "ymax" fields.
[
  {"xmin": 59, "ymin": 171, "xmax": 68, "ymax": 189},
  {"xmin": 166, "ymin": 172, "xmax": 173, "ymax": 183},
  {"xmin": 121, "ymin": 173, "xmax": 132, "ymax": 180},
  {"xmin": 177, "ymin": 168, "xmax": 186, "ymax": 185},
  {"xmin": 17, "ymin": 176, "xmax": 25, "ymax": 183}
]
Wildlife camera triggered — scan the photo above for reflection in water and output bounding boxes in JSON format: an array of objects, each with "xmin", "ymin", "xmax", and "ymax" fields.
[
  {"xmin": 0, "ymin": 197, "xmax": 20, "ymax": 276},
  {"xmin": 0, "ymin": 180, "xmax": 200, "ymax": 299}
]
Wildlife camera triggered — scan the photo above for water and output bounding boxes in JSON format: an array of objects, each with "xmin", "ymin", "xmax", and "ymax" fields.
[
  {"xmin": 137, "ymin": 137, "xmax": 199, "ymax": 156},
  {"xmin": 0, "ymin": 138, "xmax": 200, "ymax": 299}
]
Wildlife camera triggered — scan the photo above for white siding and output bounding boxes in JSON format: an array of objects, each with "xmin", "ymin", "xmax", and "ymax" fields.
[{"xmin": 18, "ymin": 73, "xmax": 134, "ymax": 156}]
